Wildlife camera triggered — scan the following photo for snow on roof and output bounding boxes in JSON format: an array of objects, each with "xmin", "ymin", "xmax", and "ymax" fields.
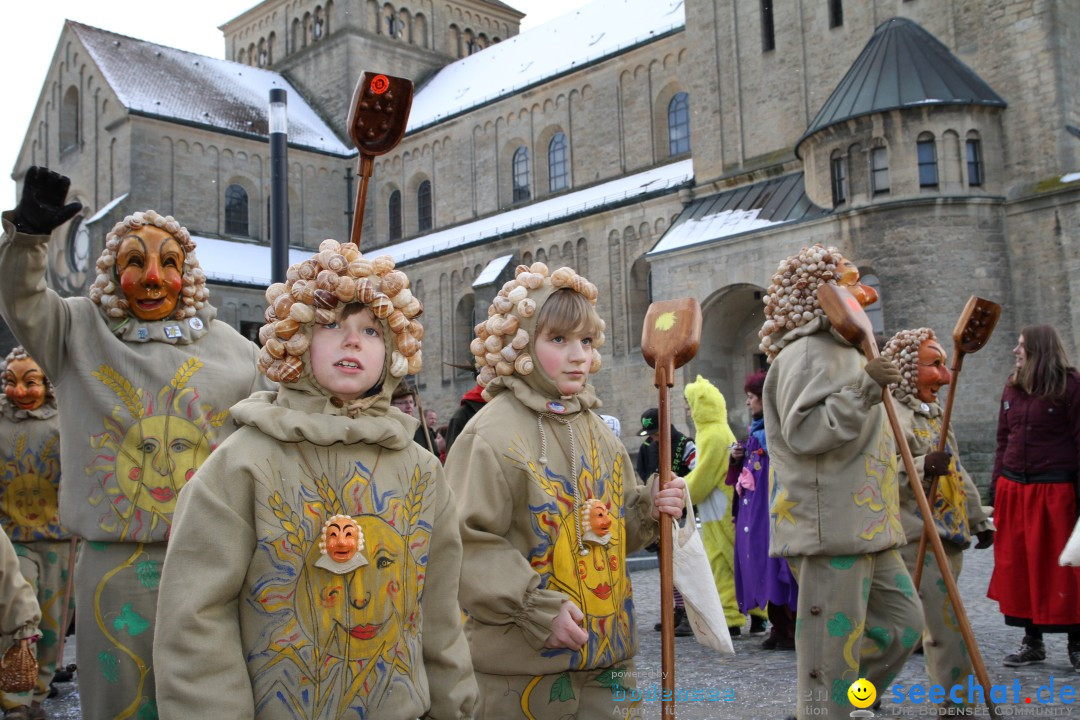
[
  {"xmin": 650, "ymin": 173, "xmax": 828, "ymax": 256},
  {"xmin": 70, "ymin": 22, "xmax": 351, "ymax": 156},
  {"xmin": 191, "ymin": 236, "xmax": 313, "ymax": 287},
  {"xmin": 473, "ymin": 254, "xmax": 515, "ymax": 287},
  {"xmin": 1062, "ymin": 172, "xmax": 1080, "ymax": 184},
  {"xmin": 381, "ymin": 158, "xmax": 693, "ymax": 264},
  {"xmin": 86, "ymin": 193, "xmax": 129, "ymax": 224},
  {"xmin": 408, "ymin": 0, "xmax": 685, "ymax": 131}
]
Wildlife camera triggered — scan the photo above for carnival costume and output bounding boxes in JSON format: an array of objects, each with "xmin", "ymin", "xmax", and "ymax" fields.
[
  {"xmin": 0, "ymin": 348, "xmax": 68, "ymax": 717},
  {"xmin": 760, "ymin": 245, "xmax": 923, "ymax": 718},
  {"xmin": 446, "ymin": 263, "xmax": 659, "ymax": 719},
  {"xmin": 155, "ymin": 241, "xmax": 477, "ymax": 719},
  {"xmin": 0, "ymin": 177, "xmax": 266, "ymax": 719}
]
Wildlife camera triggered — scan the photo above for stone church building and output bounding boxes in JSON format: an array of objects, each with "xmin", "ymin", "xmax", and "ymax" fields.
[{"xmin": 9, "ymin": 0, "xmax": 1080, "ymax": 482}]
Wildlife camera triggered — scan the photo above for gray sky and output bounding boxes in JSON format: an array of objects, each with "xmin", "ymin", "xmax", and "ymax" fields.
[{"xmin": 0, "ymin": 0, "xmax": 591, "ymax": 209}]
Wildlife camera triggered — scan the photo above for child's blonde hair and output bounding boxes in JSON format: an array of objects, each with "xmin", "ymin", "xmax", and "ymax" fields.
[{"xmin": 535, "ymin": 288, "xmax": 604, "ymax": 339}]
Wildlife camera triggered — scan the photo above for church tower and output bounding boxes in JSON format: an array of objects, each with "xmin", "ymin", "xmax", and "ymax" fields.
[{"xmin": 220, "ymin": 0, "xmax": 524, "ymax": 139}]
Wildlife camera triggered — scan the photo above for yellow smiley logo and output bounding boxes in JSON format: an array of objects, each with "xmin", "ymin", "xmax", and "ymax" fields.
[{"xmin": 847, "ymin": 678, "xmax": 876, "ymax": 709}]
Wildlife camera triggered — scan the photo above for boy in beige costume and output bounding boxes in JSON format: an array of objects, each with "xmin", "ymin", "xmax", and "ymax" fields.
[
  {"xmin": 155, "ymin": 241, "xmax": 477, "ymax": 719},
  {"xmin": 0, "ymin": 167, "xmax": 266, "ymax": 719},
  {"xmin": 760, "ymin": 245, "xmax": 923, "ymax": 719},
  {"xmin": 0, "ymin": 348, "xmax": 72, "ymax": 720},
  {"xmin": 446, "ymin": 263, "xmax": 685, "ymax": 719},
  {"xmin": 883, "ymin": 328, "xmax": 993, "ymax": 705}
]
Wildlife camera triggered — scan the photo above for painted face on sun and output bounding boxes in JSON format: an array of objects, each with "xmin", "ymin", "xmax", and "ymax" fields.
[
  {"xmin": 3, "ymin": 357, "xmax": 47, "ymax": 411},
  {"xmin": 534, "ymin": 327, "xmax": 593, "ymax": 396},
  {"xmin": 298, "ymin": 514, "xmax": 409, "ymax": 659},
  {"xmin": 916, "ymin": 338, "xmax": 951, "ymax": 403},
  {"xmin": 117, "ymin": 225, "xmax": 185, "ymax": 321},
  {"xmin": 115, "ymin": 415, "xmax": 211, "ymax": 515},
  {"xmin": 0, "ymin": 473, "xmax": 57, "ymax": 528}
]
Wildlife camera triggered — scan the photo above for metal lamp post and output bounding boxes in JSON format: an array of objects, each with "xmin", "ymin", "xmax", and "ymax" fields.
[{"xmin": 269, "ymin": 88, "xmax": 289, "ymax": 284}]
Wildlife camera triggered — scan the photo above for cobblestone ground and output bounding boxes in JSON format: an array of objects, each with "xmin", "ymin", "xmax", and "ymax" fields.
[{"xmin": 39, "ymin": 545, "xmax": 1080, "ymax": 719}]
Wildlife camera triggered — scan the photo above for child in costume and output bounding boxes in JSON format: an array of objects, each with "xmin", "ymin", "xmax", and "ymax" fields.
[
  {"xmin": 883, "ymin": 328, "xmax": 993, "ymax": 707},
  {"xmin": 0, "ymin": 167, "xmax": 267, "ymax": 719},
  {"xmin": 682, "ymin": 375, "xmax": 755, "ymax": 634},
  {"xmin": 0, "ymin": 348, "xmax": 73, "ymax": 720},
  {"xmin": 154, "ymin": 241, "xmax": 477, "ymax": 719},
  {"xmin": 759, "ymin": 245, "xmax": 923, "ymax": 719},
  {"xmin": 445, "ymin": 262, "xmax": 686, "ymax": 719},
  {"xmin": 727, "ymin": 369, "xmax": 798, "ymax": 650}
]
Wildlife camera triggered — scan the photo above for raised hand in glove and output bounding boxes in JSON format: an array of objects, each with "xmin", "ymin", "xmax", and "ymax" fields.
[
  {"xmin": 923, "ymin": 450, "xmax": 952, "ymax": 478},
  {"xmin": 864, "ymin": 356, "xmax": 902, "ymax": 388},
  {"xmin": 13, "ymin": 166, "xmax": 83, "ymax": 235},
  {"xmin": 974, "ymin": 529, "xmax": 994, "ymax": 549}
]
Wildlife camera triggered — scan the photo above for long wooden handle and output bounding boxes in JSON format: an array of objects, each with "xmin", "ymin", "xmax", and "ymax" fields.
[
  {"xmin": 913, "ymin": 351, "xmax": 966, "ymax": 589},
  {"xmin": 864, "ymin": 340, "xmax": 998, "ymax": 718},
  {"xmin": 350, "ymin": 155, "xmax": 374, "ymax": 250},
  {"xmin": 656, "ymin": 369, "xmax": 676, "ymax": 719}
]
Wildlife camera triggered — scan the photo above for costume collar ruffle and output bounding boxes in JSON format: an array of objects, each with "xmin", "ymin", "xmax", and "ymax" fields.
[
  {"xmin": 485, "ymin": 374, "xmax": 600, "ymax": 416},
  {"xmin": 103, "ymin": 304, "xmax": 217, "ymax": 345},
  {"xmin": 898, "ymin": 393, "xmax": 942, "ymax": 418},
  {"xmin": 0, "ymin": 395, "xmax": 57, "ymax": 421},
  {"xmin": 764, "ymin": 316, "xmax": 851, "ymax": 358},
  {"xmin": 230, "ymin": 384, "xmax": 415, "ymax": 449}
]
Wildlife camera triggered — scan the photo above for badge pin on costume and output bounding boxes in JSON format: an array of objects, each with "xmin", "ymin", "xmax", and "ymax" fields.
[{"xmin": 316, "ymin": 514, "xmax": 368, "ymax": 574}]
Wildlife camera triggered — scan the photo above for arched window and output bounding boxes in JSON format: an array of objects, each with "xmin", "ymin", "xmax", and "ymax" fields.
[
  {"xmin": 830, "ymin": 149, "xmax": 847, "ymax": 206},
  {"xmin": 917, "ymin": 133, "xmax": 938, "ymax": 188},
  {"xmin": 966, "ymin": 133, "xmax": 983, "ymax": 187},
  {"xmin": 668, "ymin": 92, "xmax": 690, "ymax": 156},
  {"xmin": 417, "ymin": 180, "xmax": 432, "ymax": 232},
  {"xmin": 548, "ymin": 133, "xmax": 568, "ymax": 192},
  {"xmin": 871, "ymin": 145, "xmax": 890, "ymax": 194},
  {"xmin": 225, "ymin": 185, "xmax": 249, "ymax": 236},
  {"xmin": 60, "ymin": 86, "xmax": 79, "ymax": 152},
  {"xmin": 512, "ymin": 147, "xmax": 531, "ymax": 202},
  {"xmin": 388, "ymin": 190, "xmax": 402, "ymax": 240}
]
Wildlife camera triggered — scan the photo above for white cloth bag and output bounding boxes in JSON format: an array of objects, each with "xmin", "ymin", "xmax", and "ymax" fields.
[
  {"xmin": 670, "ymin": 500, "xmax": 735, "ymax": 655},
  {"xmin": 1059, "ymin": 517, "xmax": 1080, "ymax": 566}
]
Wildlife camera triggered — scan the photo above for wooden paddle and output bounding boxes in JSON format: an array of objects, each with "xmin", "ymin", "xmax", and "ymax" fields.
[
  {"xmin": 641, "ymin": 298, "xmax": 702, "ymax": 719},
  {"xmin": 346, "ymin": 72, "xmax": 414, "ymax": 250},
  {"xmin": 817, "ymin": 283, "xmax": 999, "ymax": 719},
  {"xmin": 913, "ymin": 296, "xmax": 1001, "ymax": 589}
]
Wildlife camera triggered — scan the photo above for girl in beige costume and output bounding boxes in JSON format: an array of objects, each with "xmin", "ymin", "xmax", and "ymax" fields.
[
  {"xmin": 0, "ymin": 348, "xmax": 73, "ymax": 720},
  {"xmin": 760, "ymin": 245, "xmax": 924, "ymax": 719},
  {"xmin": 445, "ymin": 263, "xmax": 685, "ymax": 719},
  {"xmin": 155, "ymin": 241, "xmax": 477, "ymax": 719},
  {"xmin": 0, "ymin": 167, "xmax": 266, "ymax": 720},
  {"xmin": 883, "ymin": 329, "xmax": 993, "ymax": 705}
]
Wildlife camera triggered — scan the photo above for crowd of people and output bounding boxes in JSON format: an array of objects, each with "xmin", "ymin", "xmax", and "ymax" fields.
[{"xmin": 0, "ymin": 166, "xmax": 1076, "ymax": 720}]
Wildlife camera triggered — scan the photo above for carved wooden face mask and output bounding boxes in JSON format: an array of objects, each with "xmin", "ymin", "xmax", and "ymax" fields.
[
  {"xmin": 836, "ymin": 255, "xmax": 878, "ymax": 308},
  {"xmin": 916, "ymin": 338, "xmax": 951, "ymax": 403},
  {"xmin": 322, "ymin": 515, "xmax": 362, "ymax": 564},
  {"xmin": 117, "ymin": 225, "xmax": 184, "ymax": 321},
  {"xmin": 588, "ymin": 500, "xmax": 612, "ymax": 537},
  {"xmin": 3, "ymin": 357, "xmax": 47, "ymax": 411}
]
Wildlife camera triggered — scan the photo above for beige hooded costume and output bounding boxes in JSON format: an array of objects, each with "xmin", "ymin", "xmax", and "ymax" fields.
[
  {"xmin": 154, "ymin": 240, "xmax": 477, "ymax": 720},
  {"xmin": 0, "ymin": 210, "xmax": 266, "ymax": 720},
  {"xmin": 445, "ymin": 263, "xmax": 659, "ymax": 718}
]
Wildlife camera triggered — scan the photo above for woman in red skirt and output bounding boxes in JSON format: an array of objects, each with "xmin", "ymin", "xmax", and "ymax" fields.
[{"xmin": 987, "ymin": 325, "xmax": 1080, "ymax": 671}]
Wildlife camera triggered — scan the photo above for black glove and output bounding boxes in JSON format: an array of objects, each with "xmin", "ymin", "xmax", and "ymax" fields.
[
  {"xmin": 13, "ymin": 166, "xmax": 82, "ymax": 235},
  {"xmin": 864, "ymin": 356, "xmax": 902, "ymax": 388},
  {"xmin": 974, "ymin": 529, "xmax": 994, "ymax": 549},
  {"xmin": 923, "ymin": 451, "xmax": 952, "ymax": 478}
]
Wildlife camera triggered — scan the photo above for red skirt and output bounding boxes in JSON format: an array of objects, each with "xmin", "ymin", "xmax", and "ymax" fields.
[{"xmin": 987, "ymin": 475, "xmax": 1080, "ymax": 625}]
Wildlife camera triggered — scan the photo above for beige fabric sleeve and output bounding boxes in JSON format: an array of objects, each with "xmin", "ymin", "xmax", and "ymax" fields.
[
  {"xmin": 0, "ymin": 214, "xmax": 73, "ymax": 382},
  {"xmin": 0, "ymin": 531, "xmax": 40, "ymax": 640},
  {"xmin": 447, "ymin": 430, "xmax": 563, "ymax": 649},
  {"xmin": 154, "ymin": 451, "xmax": 257, "ymax": 718}
]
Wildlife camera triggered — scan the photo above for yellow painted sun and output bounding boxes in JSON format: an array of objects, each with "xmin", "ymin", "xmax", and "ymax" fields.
[
  {"xmin": 0, "ymin": 433, "xmax": 61, "ymax": 539},
  {"xmin": 654, "ymin": 311, "xmax": 677, "ymax": 332},
  {"xmin": 87, "ymin": 359, "xmax": 227, "ymax": 540}
]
